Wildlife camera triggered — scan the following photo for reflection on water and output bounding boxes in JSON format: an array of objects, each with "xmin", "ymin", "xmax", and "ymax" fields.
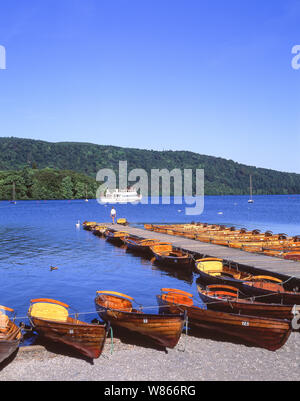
[
  {"xmin": 151, "ymin": 261, "xmax": 194, "ymax": 285},
  {"xmin": 0, "ymin": 196, "xmax": 299, "ymax": 345}
]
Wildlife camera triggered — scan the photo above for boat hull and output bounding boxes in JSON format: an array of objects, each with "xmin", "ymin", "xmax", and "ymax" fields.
[
  {"xmin": 0, "ymin": 322, "xmax": 22, "ymax": 364},
  {"xmin": 197, "ymin": 287, "xmax": 297, "ymax": 321},
  {"xmin": 0, "ymin": 337, "xmax": 21, "ymax": 364},
  {"xmin": 0, "ymin": 327, "xmax": 22, "ymax": 363},
  {"xmin": 152, "ymin": 252, "xmax": 193, "ymax": 267},
  {"xmin": 157, "ymin": 296, "xmax": 291, "ymax": 351},
  {"xmin": 95, "ymin": 299, "xmax": 184, "ymax": 349},
  {"xmin": 29, "ymin": 317, "xmax": 107, "ymax": 359},
  {"xmin": 100, "ymin": 198, "xmax": 141, "ymax": 203},
  {"xmin": 105, "ymin": 230, "xmax": 128, "ymax": 245},
  {"xmin": 124, "ymin": 237, "xmax": 161, "ymax": 255}
]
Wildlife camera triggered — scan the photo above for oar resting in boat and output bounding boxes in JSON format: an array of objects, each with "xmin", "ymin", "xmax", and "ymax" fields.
[
  {"xmin": 156, "ymin": 288, "xmax": 291, "ymax": 351},
  {"xmin": 94, "ymin": 291, "xmax": 185, "ymax": 349}
]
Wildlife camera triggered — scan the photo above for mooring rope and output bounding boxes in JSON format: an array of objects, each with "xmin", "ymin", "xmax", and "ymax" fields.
[{"xmin": 109, "ymin": 325, "xmax": 114, "ymax": 355}]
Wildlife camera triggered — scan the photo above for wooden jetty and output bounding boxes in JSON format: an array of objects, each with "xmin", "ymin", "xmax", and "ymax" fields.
[{"xmin": 101, "ymin": 224, "xmax": 300, "ymax": 280}]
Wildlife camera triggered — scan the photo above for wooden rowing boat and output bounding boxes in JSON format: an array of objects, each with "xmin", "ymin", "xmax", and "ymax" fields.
[
  {"xmin": 147, "ymin": 224, "xmax": 300, "ymax": 258},
  {"xmin": 228, "ymin": 235, "xmax": 298, "ymax": 251},
  {"xmin": 124, "ymin": 237, "xmax": 164, "ymax": 255},
  {"xmin": 28, "ymin": 298, "xmax": 108, "ymax": 359},
  {"xmin": 0, "ymin": 306, "xmax": 22, "ymax": 364},
  {"xmin": 144, "ymin": 224, "xmax": 154, "ymax": 231},
  {"xmin": 92, "ymin": 225, "xmax": 108, "ymax": 237},
  {"xmin": 261, "ymin": 249, "xmax": 300, "ymax": 259},
  {"xmin": 194, "ymin": 230, "xmax": 264, "ymax": 245},
  {"xmin": 195, "ymin": 258, "xmax": 300, "ymax": 305},
  {"xmin": 82, "ymin": 221, "xmax": 98, "ymax": 231},
  {"xmin": 116, "ymin": 218, "xmax": 128, "ymax": 225},
  {"xmin": 104, "ymin": 229, "xmax": 129, "ymax": 244},
  {"xmin": 150, "ymin": 243, "xmax": 194, "ymax": 267},
  {"xmin": 156, "ymin": 288, "xmax": 291, "ymax": 351},
  {"xmin": 197, "ymin": 284, "xmax": 298, "ymax": 321},
  {"xmin": 283, "ymin": 252, "xmax": 300, "ymax": 261},
  {"xmin": 95, "ymin": 291, "xmax": 185, "ymax": 348}
]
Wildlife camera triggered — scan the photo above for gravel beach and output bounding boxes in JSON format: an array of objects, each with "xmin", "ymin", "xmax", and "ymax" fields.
[{"xmin": 0, "ymin": 331, "xmax": 299, "ymax": 381}]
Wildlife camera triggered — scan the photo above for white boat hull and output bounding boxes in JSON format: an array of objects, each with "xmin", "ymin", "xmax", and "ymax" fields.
[{"xmin": 99, "ymin": 196, "xmax": 142, "ymax": 204}]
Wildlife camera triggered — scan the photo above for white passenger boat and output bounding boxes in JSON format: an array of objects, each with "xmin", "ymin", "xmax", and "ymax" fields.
[{"xmin": 99, "ymin": 188, "xmax": 142, "ymax": 204}]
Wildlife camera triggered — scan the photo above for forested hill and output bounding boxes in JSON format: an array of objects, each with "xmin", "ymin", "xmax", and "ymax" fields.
[{"xmin": 0, "ymin": 136, "xmax": 300, "ymax": 197}]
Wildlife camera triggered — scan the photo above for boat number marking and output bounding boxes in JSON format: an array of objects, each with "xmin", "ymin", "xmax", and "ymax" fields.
[
  {"xmin": 242, "ymin": 321, "xmax": 249, "ymax": 327},
  {"xmin": 143, "ymin": 319, "xmax": 148, "ymax": 324}
]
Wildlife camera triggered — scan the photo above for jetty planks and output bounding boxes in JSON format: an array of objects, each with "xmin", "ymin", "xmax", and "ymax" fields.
[{"xmin": 103, "ymin": 224, "xmax": 300, "ymax": 279}]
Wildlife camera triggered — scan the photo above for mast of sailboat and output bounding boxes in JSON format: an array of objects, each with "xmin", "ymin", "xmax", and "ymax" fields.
[
  {"xmin": 85, "ymin": 184, "xmax": 88, "ymax": 202},
  {"xmin": 248, "ymin": 175, "xmax": 254, "ymax": 203},
  {"xmin": 11, "ymin": 182, "xmax": 16, "ymax": 204}
]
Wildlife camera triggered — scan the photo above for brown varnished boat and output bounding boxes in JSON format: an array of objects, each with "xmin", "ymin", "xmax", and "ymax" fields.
[
  {"xmin": 197, "ymin": 284, "xmax": 298, "ymax": 321},
  {"xmin": 92, "ymin": 225, "xmax": 108, "ymax": 237},
  {"xmin": 262, "ymin": 249, "xmax": 286, "ymax": 257},
  {"xmin": 95, "ymin": 291, "xmax": 185, "ymax": 348},
  {"xmin": 156, "ymin": 288, "xmax": 292, "ymax": 351},
  {"xmin": 104, "ymin": 229, "xmax": 128, "ymax": 244},
  {"xmin": 262, "ymin": 249, "xmax": 300, "ymax": 259},
  {"xmin": 28, "ymin": 298, "xmax": 108, "ymax": 359},
  {"xmin": 195, "ymin": 258, "xmax": 300, "ymax": 305},
  {"xmin": 0, "ymin": 306, "xmax": 22, "ymax": 364},
  {"xmin": 124, "ymin": 237, "xmax": 165, "ymax": 255},
  {"xmin": 196, "ymin": 229, "xmax": 256, "ymax": 244},
  {"xmin": 228, "ymin": 236, "xmax": 297, "ymax": 252},
  {"xmin": 82, "ymin": 221, "xmax": 98, "ymax": 231},
  {"xmin": 144, "ymin": 224, "xmax": 154, "ymax": 231},
  {"xmin": 150, "ymin": 243, "xmax": 194, "ymax": 267},
  {"xmin": 283, "ymin": 252, "xmax": 300, "ymax": 261},
  {"xmin": 146, "ymin": 224, "xmax": 300, "ymax": 259}
]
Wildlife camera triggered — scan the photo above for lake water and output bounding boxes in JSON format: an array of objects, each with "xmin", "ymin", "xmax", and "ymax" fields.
[{"xmin": 0, "ymin": 195, "xmax": 299, "ymax": 345}]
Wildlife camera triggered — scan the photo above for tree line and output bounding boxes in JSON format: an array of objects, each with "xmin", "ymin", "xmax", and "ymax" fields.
[
  {"xmin": 0, "ymin": 137, "xmax": 300, "ymax": 197},
  {"xmin": 0, "ymin": 168, "xmax": 97, "ymax": 200}
]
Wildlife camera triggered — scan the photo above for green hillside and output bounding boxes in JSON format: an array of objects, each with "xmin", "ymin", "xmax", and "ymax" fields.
[{"xmin": 0, "ymin": 137, "xmax": 299, "ymax": 199}]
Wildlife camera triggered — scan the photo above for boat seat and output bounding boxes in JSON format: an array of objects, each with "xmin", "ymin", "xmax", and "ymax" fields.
[
  {"xmin": 197, "ymin": 260, "xmax": 223, "ymax": 277},
  {"xmin": 207, "ymin": 270, "xmax": 222, "ymax": 277},
  {"xmin": 0, "ymin": 312, "xmax": 9, "ymax": 330},
  {"xmin": 30, "ymin": 302, "xmax": 69, "ymax": 322}
]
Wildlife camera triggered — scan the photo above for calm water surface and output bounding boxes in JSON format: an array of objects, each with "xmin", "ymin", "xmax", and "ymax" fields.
[{"xmin": 0, "ymin": 195, "xmax": 299, "ymax": 345}]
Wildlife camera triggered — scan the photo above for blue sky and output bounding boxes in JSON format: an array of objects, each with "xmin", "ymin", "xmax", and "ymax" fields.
[{"xmin": 0, "ymin": 0, "xmax": 299, "ymax": 172}]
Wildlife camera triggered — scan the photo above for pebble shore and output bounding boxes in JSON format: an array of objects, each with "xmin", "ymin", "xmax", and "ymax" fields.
[{"xmin": 0, "ymin": 332, "xmax": 299, "ymax": 381}]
